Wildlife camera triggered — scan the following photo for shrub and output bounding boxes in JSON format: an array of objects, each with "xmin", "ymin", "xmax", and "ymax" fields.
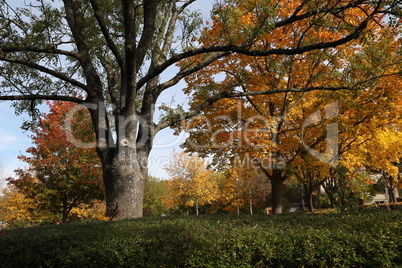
[{"xmin": 0, "ymin": 212, "xmax": 401, "ymax": 267}]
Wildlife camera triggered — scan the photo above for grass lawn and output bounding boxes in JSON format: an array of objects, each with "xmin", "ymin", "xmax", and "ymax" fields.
[{"xmin": 0, "ymin": 211, "xmax": 402, "ymax": 267}]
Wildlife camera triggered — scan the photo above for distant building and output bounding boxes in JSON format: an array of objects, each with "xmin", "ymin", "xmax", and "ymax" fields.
[{"xmin": 368, "ymin": 173, "xmax": 400, "ymax": 204}]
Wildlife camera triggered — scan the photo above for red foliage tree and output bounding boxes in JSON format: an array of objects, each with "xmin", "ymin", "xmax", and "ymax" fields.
[{"xmin": 9, "ymin": 101, "xmax": 104, "ymax": 223}]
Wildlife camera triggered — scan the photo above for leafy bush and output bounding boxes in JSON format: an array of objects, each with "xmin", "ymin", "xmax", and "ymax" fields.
[{"xmin": 0, "ymin": 211, "xmax": 402, "ymax": 267}]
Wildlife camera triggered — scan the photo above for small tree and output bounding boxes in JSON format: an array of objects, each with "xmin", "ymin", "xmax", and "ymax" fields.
[
  {"xmin": 143, "ymin": 176, "xmax": 168, "ymax": 216},
  {"xmin": 9, "ymin": 101, "xmax": 104, "ymax": 223},
  {"xmin": 164, "ymin": 151, "xmax": 218, "ymax": 215},
  {"xmin": 0, "ymin": 186, "xmax": 43, "ymax": 228}
]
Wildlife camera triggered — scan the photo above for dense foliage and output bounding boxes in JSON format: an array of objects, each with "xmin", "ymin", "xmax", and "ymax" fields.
[
  {"xmin": 1, "ymin": 0, "xmax": 401, "ymax": 219},
  {"xmin": 1, "ymin": 211, "xmax": 402, "ymax": 267},
  {"xmin": 7, "ymin": 101, "xmax": 104, "ymax": 223}
]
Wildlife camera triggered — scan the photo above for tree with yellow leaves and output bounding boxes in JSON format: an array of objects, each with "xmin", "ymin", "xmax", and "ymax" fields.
[
  {"xmin": 362, "ymin": 126, "xmax": 402, "ymax": 203},
  {"xmin": 210, "ymin": 158, "xmax": 270, "ymax": 215},
  {"xmin": 0, "ymin": 186, "xmax": 46, "ymax": 228},
  {"xmin": 164, "ymin": 151, "xmax": 218, "ymax": 215},
  {"xmin": 179, "ymin": 1, "xmax": 402, "ymax": 214}
]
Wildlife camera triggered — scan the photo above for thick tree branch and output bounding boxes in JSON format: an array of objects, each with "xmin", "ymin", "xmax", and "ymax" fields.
[
  {"xmin": 156, "ymin": 86, "xmax": 354, "ymax": 132},
  {"xmin": 0, "ymin": 54, "xmax": 88, "ymax": 90},
  {"xmin": 89, "ymin": 0, "xmax": 124, "ymax": 68},
  {"xmin": 63, "ymin": 0, "xmax": 103, "ymax": 98},
  {"xmin": 275, "ymin": 0, "xmax": 367, "ymax": 28},
  {"xmin": 160, "ymin": 3, "xmax": 180, "ymax": 58},
  {"xmin": 137, "ymin": 16, "xmax": 370, "ymax": 90},
  {"xmin": 160, "ymin": 0, "xmax": 197, "ymax": 56},
  {"xmin": 121, "ymin": 0, "xmax": 138, "ymax": 115},
  {"xmin": 135, "ymin": 0, "xmax": 158, "ymax": 70},
  {"xmin": 1, "ymin": 46, "xmax": 80, "ymax": 60},
  {"xmin": 156, "ymin": 52, "xmax": 231, "ymax": 97},
  {"xmin": 0, "ymin": 94, "xmax": 85, "ymax": 103}
]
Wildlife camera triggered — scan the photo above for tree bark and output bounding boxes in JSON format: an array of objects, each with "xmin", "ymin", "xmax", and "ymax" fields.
[
  {"xmin": 62, "ymin": 197, "xmax": 69, "ymax": 223},
  {"xmin": 306, "ymin": 188, "xmax": 314, "ymax": 213},
  {"xmin": 271, "ymin": 174, "xmax": 285, "ymax": 214},
  {"xmin": 301, "ymin": 190, "xmax": 306, "ymax": 211},
  {"xmin": 249, "ymin": 188, "xmax": 253, "ymax": 215},
  {"xmin": 388, "ymin": 187, "xmax": 396, "ymax": 203},
  {"xmin": 102, "ymin": 151, "xmax": 145, "ymax": 219}
]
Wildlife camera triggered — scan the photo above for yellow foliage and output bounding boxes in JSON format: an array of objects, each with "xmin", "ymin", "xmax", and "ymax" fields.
[
  {"xmin": 164, "ymin": 151, "xmax": 219, "ymax": 213},
  {"xmin": 0, "ymin": 186, "xmax": 44, "ymax": 228},
  {"xmin": 71, "ymin": 201, "xmax": 108, "ymax": 221}
]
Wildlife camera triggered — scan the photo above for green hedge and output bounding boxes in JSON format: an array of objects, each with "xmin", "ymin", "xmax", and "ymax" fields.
[
  {"xmin": 1, "ymin": 211, "xmax": 402, "ymax": 267},
  {"xmin": 358, "ymin": 202, "xmax": 402, "ymax": 212}
]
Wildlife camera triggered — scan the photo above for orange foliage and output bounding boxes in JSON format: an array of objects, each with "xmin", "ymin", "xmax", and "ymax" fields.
[{"xmin": 177, "ymin": 0, "xmax": 402, "ymax": 212}]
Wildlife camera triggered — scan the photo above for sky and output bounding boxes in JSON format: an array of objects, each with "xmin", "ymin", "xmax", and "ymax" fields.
[
  {"xmin": 0, "ymin": 0, "xmax": 214, "ymax": 190},
  {"xmin": 0, "ymin": 103, "xmax": 34, "ymax": 188}
]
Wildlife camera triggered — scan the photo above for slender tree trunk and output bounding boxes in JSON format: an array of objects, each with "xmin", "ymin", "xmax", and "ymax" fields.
[
  {"xmin": 323, "ymin": 182, "xmax": 337, "ymax": 209},
  {"xmin": 306, "ymin": 190, "xmax": 314, "ymax": 213},
  {"xmin": 196, "ymin": 199, "xmax": 199, "ymax": 216},
  {"xmin": 249, "ymin": 188, "xmax": 253, "ymax": 215},
  {"xmin": 389, "ymin": 187, "xmax": 396, "ymax": 203},
  {"xmin": 328, "ymin": 193, "xmax": 336, "ymax": 208},
  {"xmin": 62, "ymin": 207, "xmax": 69, "ymax": 223},
  {"xmin": 317, "ymin": 187, "xmax": 322, "ymax": 209},
  {"xmin": 304, "ymin": 183, "xmax": 314, "ymax": 213},
  {"xmin": 61, "ymin": 195, "xmax": 69, "ymax": 223},
  {"xmin": 301, "ymin": 190, "xmax": 306, "ymax": 211}
]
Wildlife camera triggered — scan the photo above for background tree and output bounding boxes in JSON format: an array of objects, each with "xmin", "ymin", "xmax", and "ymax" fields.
[
  {"xmin": 179, "ymin": 4, "xmax": 402, "ymax": 214},
  {"xmin": 209, "ymin": 160, "xmax": 270, "ymax": 215},
  {"xmin": 164, "ymin": 151, "xmax": 218, "ymax": 215},
  {"xmin": 362, "ymin": 126, "xmax": 402, "ymax": 203},
  {"xmin": 143, "ymin": 176, "xmax": 168, "ymax": 216},
  {"xmin": 0, "ymin": 186, "xmax": 45, "ymax": 228},
  {"xmin": 9, "ymin": 101, "xmax": 104, "ymax": 223},
  {"xmin": 0, "ymin": 0, "xmax": 400, "ymax": 219},
  {"xmin": 290, "ymin": 153, "xmax": 330, "ymax": 212}
]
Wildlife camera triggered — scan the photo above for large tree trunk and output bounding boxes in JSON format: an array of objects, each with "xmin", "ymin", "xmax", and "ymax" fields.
[
  {"xmin": 271, "ymin": 174, "xmax": 285, "ymax": 214},
  {"xmin": 259, "ymin": 163, "xmax": 287, "ymax": 214},
  {"xmin": 103, "ymin": 154, "xmax": 145, "ymax": 219}
]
